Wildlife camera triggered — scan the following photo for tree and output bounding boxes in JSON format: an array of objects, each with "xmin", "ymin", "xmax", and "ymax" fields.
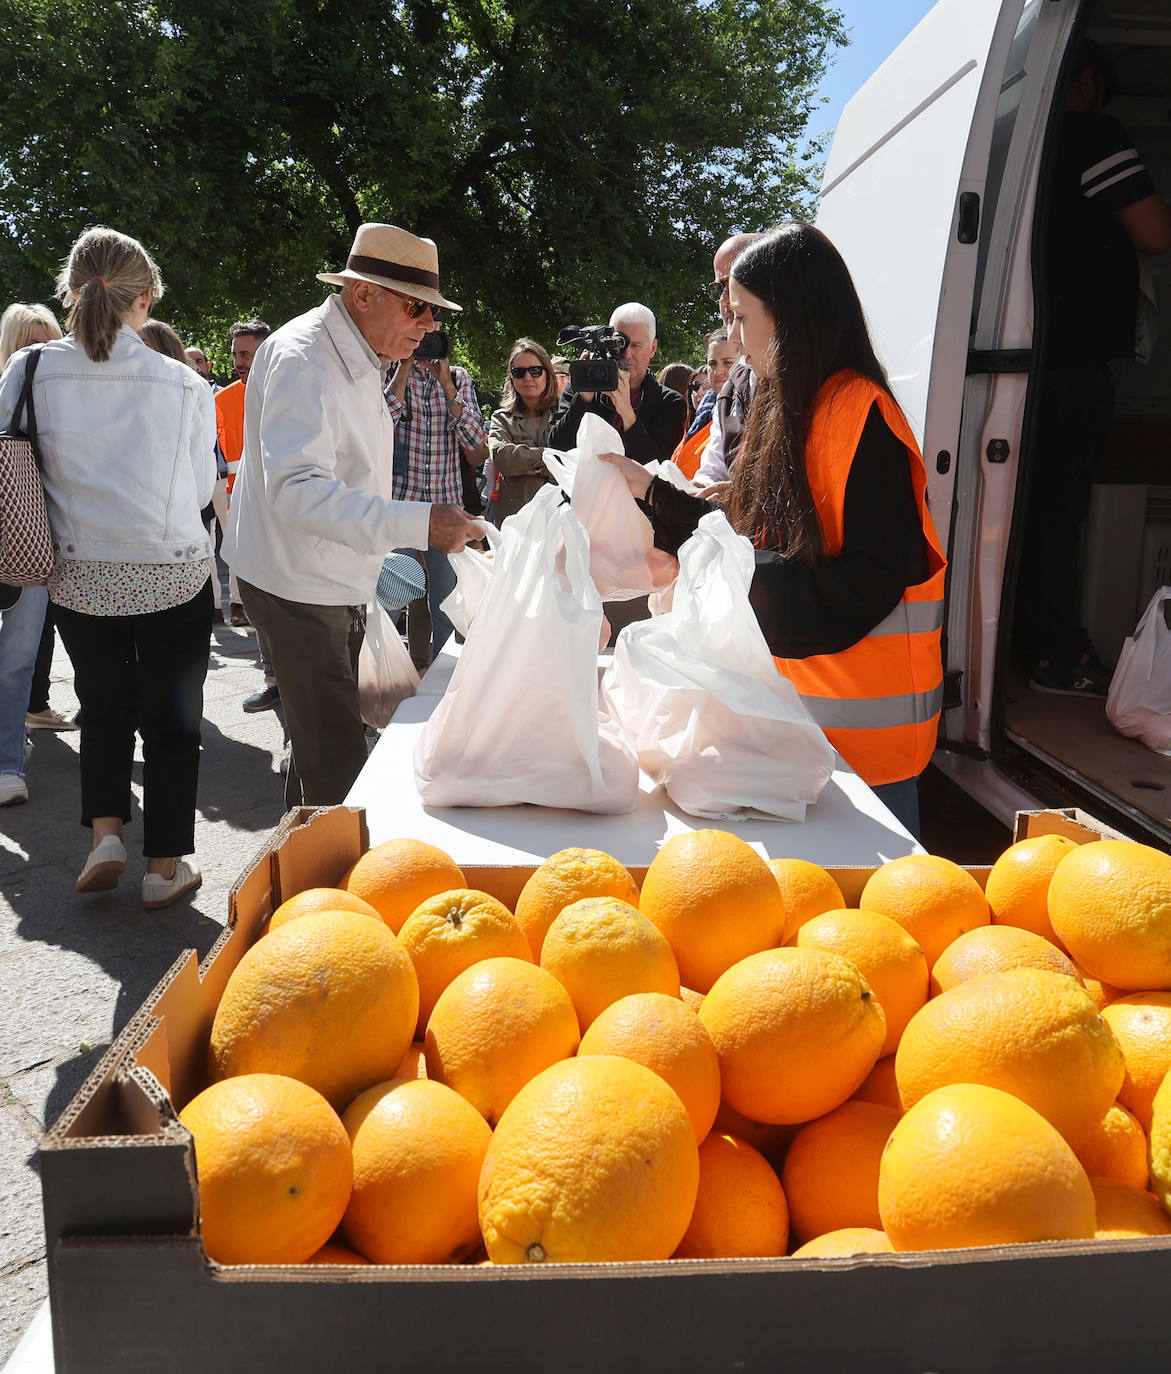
[{"xmin": 0, "ymin": 0, "xmax": 846, "ymax": 382}]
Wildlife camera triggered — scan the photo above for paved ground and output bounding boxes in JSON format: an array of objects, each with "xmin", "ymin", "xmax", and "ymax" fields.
[{"xmin": 0, "ymin": 576, "xmax": 290, "ymax": 1363}]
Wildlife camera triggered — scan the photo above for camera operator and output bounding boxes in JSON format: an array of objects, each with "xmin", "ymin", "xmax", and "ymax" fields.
[
  {"xmin": 547, "ymin": 303, "xmax": 686, "ymax": 462},
  {"xmin": 385, "ymin": 330, "xmax": 487, "ymax": 666}
]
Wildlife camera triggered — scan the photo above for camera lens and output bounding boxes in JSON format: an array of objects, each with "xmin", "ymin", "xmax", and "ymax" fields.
[{"xmin": 588, "ymin": 363, "xmax": 610, "ymax": 386}]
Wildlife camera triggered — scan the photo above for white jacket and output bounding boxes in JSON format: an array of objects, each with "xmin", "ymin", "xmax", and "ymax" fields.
[
  {"xmin": 223, "ymin": 295, "xmax": 430, "ymax": 605},
  {"xmin": 0, "ymin": 327, "xmax": 216, "ymax": 565}
]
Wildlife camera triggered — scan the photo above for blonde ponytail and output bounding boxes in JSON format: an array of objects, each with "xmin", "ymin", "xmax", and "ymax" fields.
[{"xmin": 55, "ymin": 227, "xmax": 164, "ymax": 363}]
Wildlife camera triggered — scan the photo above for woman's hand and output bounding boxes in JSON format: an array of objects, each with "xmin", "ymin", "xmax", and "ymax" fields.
[
  {"xmin": 695, "ymin": 479, "xmax": 730, "ymax": 504},
  {"xmin": 599, "ymin": 452, "xmax": 654, "ymax": 499}
]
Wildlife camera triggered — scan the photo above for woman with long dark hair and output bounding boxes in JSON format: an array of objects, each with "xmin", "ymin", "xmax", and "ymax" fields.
[
  {"xmin": 604, "ymin": 222, "xmax": 945, "ymax": 833},
  {"xmin": 486, "ymin": 337, "xmax": 560, "ymax": 522},
  {"xmin": 0, "ymin": 227, "xmax": 216, "ymax": 903}
]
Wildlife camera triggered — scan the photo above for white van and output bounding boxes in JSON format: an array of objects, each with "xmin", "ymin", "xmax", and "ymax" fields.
[{"xmin": 816, "ymin": 0, "xmax": 1171, "ymax": 844}]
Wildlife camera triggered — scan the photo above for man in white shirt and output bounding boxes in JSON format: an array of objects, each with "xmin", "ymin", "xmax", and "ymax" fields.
[
  {"xmin": 696, "ymin": 232, "xmax": 759, "ymax": 492},
  {"xmin": 224, "ymin": 223, "xmax": 480, "ymax": 806}
]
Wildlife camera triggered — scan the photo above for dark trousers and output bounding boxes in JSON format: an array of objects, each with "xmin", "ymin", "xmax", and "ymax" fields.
[
  {"xmin": 238, "ymin": 579, "xmax": 367, "ymax": 809},
  {"xmin": 27, "ymin": 602, "xmax": 56, "ymax": 713},
  {"xmin": 53, "ymin": 579, "xmax": 213, "ymax": 857},
  {"xmin": 1017, "ymin": 366, "xmax": 1115, "ymax": 666}
]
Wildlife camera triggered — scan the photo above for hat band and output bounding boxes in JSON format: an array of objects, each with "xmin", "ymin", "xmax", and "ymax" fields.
[{"xmin": 346, "ymin": 254, "xmax": 440, "ymax": 290}]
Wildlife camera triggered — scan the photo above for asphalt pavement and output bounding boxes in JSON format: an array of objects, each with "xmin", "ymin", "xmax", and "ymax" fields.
[{"xmin": 0, "ymin": 571, "xmax": 292, "ymax": 1361}]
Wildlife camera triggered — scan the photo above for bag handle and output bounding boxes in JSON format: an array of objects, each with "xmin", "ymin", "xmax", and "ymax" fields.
[{"xmin": 9, "ymin": 345, "xmax": 44, "ymax": 470}]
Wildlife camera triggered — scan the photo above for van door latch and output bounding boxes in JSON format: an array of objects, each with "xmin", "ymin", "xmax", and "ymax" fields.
[
  {"xmin": 986, "ymin": 439, "xmax": 1010, "ymax": 463},
  {"xmin": 957, "ymin": 192, "xmax": 980, "ymax": 244}
]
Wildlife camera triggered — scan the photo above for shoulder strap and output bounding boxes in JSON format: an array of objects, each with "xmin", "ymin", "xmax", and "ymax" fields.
[{"xmin": 9, "ymin": 345, "xmax": 44, "ymax": 468}]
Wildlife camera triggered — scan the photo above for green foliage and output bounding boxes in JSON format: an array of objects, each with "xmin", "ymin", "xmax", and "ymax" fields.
[{"xmin": 0, "ymin": 0, "xmax": 845, "ymax": 386}]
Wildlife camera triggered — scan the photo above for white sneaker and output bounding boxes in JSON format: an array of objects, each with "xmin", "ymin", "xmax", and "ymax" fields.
[
  {"xmin": 0, "ymin": 772, "xmax": 28, "ymax": 806},
  {"xmin": 76, "ymin": 835, "xmax": 127, "ymax": 892},
  {"xmin": 25, "ymin": 708, "xmax": 79, "ymax": 731},
  {"xmin": 142, "ymin": 858, "xmax": 202, "ymax": 910}
]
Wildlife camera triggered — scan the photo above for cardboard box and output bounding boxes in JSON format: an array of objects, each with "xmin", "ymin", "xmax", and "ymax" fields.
[{"xmin": 40, "ymin": 806, "xmax": 1171, "ymax": 1372}]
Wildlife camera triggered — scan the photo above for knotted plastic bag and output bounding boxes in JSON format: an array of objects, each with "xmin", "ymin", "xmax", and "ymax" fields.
[{"xmin": 1107, "ymin": 587, "xmax": 1171, "ymax": 755}]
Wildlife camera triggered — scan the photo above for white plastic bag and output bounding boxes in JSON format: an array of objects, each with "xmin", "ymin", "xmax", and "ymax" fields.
[
  {"xmin": 600, "ymin": 510, "xmax": 835, "ymax": 820},
  {"xmin": 358, "ymin": 601, "xmax": 420, "ymax": 729},
  {"xmin": 414, "ymin": 484, "xmax": 639, "ymax": 812},
  {"xmin": 440, "ymin": 526, "xmax": 500, "ymax": 638},
  {"xmin": 1107, "ymin": 587, "xmax": 1171, "ymax": 754}
]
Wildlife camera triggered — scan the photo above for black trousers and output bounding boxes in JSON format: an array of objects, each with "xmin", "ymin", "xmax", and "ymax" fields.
[
  {"xmin": 53, "ymin": 579, "xmax": 213, "ymax": 857},
  {"xmin": 238, "ymin": 579, "xmax": 368, "ymax": 809}
]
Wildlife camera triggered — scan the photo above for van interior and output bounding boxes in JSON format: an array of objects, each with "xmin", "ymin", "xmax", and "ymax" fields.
[{"xmin": 994, "ymin": 0, "xmax": 1171, "ymax": 844}]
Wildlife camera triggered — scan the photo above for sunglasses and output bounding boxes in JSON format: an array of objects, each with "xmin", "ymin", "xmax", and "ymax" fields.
[
  {"xmin": 688, "ymin": 380, "xmax": 704, "ymax": 393},
  {"xmin": 510, "ymin": 364, "xmax": 546, "ymax": 379},
  {"xmin": 390, "ymin": 289, "xmax": 442, "ymax": 320},
  {"xmin": 704, "ymin": 276, "xmax": 730, "ymax": 302}
]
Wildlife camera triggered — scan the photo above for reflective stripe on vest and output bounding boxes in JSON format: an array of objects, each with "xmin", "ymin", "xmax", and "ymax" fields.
[
  {"xmin": 798, "ymin": 683, "xmax": 945, "ymax": 732},
  {"xmin": 865, "ymin": 597, "xmax": 945, "ymax": 639}
]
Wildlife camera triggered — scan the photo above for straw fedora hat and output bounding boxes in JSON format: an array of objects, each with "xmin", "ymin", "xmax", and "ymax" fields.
[{"xmin": 317, "ymin": 223, "xmax": 461, "ymax": 311}]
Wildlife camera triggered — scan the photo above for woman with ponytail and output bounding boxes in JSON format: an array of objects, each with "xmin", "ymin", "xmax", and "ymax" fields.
[
  {"xmin": 0, "ymin": 227, "xmax": 216, "ymax": 906},
  {"xmin": 601, "ymin": 222, "xmax": 946, "ymax": 835}
]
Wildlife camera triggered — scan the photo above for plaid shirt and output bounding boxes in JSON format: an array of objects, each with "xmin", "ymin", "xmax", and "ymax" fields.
[{"xmin": 384, "ymin": 363, "xmax": 487, "ymax": 505}]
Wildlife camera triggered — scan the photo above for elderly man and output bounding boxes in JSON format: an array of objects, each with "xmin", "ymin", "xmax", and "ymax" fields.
[
  {"xmin": 547, "ymin": 302, "xmax": 685, "ymax": 462},
  {"xmin": 223, "ymin": 223, "xmax": 480, "ymax": 807},
  {"xmin": 184, "ymin": 347, "xmax": 215, "ymax": 385},
  {"xmin": 696, "ymin": 232, "xmax": 760, "ymax": 491}
]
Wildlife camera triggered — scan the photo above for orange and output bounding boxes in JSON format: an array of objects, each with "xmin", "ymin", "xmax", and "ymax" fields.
[
  {"xmin": 1091, "ymin": 1178, "xmax": 1171, "ymax": 1239},
  {"xmin": 797, "ymin": 908, "xmax": 928, "ymax": 1056},
  {"xmin": 929, "ymin": 923, "xmax": 1081, "ymax": 997},
  {"xmin": 398, "ymin": 888, "xmax": 532, "ymax": 1035},
  {"xmin": 1145, "ymin": 1067, "xmax": 1171, "ymax": 1215},
  {"xmin": 179, "ymin": 1073, "xmax": 352, "ymax": 1265},
  {"xmin": 711, "ymin": 1101, "xmax": 800, "ymax": 1171},
  {"xmin": 851, "ymin": 1054, "xmax": 901, "ymax": 1112},
  {"xmin": 1101, "ymin": 992, "xmax": 1171, "ymax": 1131},
  {"xmin": 639, "ymin": 830, "xmax": 786, "ymax": 993},
  {"xmin": 878, "ymin": 1083, "xmax": 1096, "ymax": 1251},
  {"xmin": 680, "ymin": 986, "xmax": 705, "ymax": 1012},
  {"xmin": 791, "ymin": 1227, "xmax": 892, "ymax": 1259},
  {"xmin": 895, "ymin": 967, "xmax": 1124, "ymax": 1145},
  {"xmin": 393, "ymin": 1042, "xmax": 429, "ymax": 1081},
  {"xmin": 768, "ymin": 858, "xmax": 844, "ymax": 943},
  {"xmin": 858, "ymin": 854, "xmax": 989, "ymax": 967},
  {"xmin": 425, "ymin": 957, "xmax": 580, "ymax": 1125},
  {"xmin": 540, "ymin": 897, "xmax": 680, "ymax": 1030},
  {"xmin": 1077, "ymin": 966, "xmax": 1125, "ymax": 1012},
  {"xmin": 343, "ymin": 838, "xmax": 466, "ymax": 934},
  {"xmin": 514, "ymin": 848, "xmax": 640, "ymax": 957},
  {"xmin": 781, "ymin": 1100, "xmax": 900, "ymax": 1242},
  {"xmin": 305, "ymin": 1242, "xmax": 370, "ymax": 1265},
  {"xmin": 700, "ymin": 947, "xmax": 886, "ymax": 1125},
  {"xmin": 341, "ymin": 1077, "xmax": 492, "ymax": 1264},
  {"xmin": 478, "ymin": 1055, "xmax": 699, "ymax": 1263},
  {"xmin": 578, "ymin": 992, "xmax": 720, "ymax": 1142},
  {"xmin": 1074, "ymin": 1103, "xmax": 1149, "ymax": 1190},
  {"xmin": 673, "ymin": 1134, "xmax": 789, "ymax": 1259},
  {"xmin": 984, "ymin": 833, "xmax": 1078, "ymax": 945},
  {"xmin": 266, "ymin": 886, "xmax": 381, "ymax": 934},
  {"xmin": 1047, "ymin": 839, "xmax": 1171, "ymax": 991},
  {"xmin": 210, "ymin": 911, "xmax": 419, "ymax": 1110}
]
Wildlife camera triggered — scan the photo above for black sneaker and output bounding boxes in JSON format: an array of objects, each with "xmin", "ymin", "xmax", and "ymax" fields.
[
  {"xmin": 243, "ymin": 683, "xmax": 281, "ymax": 713},
  {"xmin": 1029, "ymin": 657, "xmax": 1110, "ymax": 698}
]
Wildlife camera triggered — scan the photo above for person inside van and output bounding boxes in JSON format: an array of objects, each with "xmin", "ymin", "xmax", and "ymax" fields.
[
  {"xmin": 600, "ymin": 221, "xmax": 946, "ymax": 836},
  {"xmin": 1019, "ymin": 38, "xmax": 1171, "ymax": 698}
]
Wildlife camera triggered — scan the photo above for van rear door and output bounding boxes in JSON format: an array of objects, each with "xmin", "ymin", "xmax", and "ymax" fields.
[{"xmin": 815, "ymin": 0, "xmax": 1027, "ymax": 550}]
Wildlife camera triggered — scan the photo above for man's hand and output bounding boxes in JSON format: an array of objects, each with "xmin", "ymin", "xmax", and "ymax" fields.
[
  {"xmin": 611, "ymin": 367, "xmax": 636, "ymax": 430},
  {"xmin": 420, "ymin": 357, "xmax": 453, "ymax": 390},
  {"xmin": 428, "ymin": 503, "xmax": 482, "ymax": 553}
]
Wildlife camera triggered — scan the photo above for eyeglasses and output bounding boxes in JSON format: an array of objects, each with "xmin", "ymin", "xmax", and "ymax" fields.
[
  {"xmin": 704, "ymin": 277, "xmax": 729, "ymax": 302},
  {"xmin": 390, "ymin": 289, "xmax": 442, "ymax": 320},
  {"xmin": 510, "ymin": 364, "xmax": 546, "ymax": 379},
  {"xmin": 688, "ymin": 380, "xmax": 704, "ymax": 393}
]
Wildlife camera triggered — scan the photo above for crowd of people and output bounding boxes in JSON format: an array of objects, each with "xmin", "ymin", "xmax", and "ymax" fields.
[{"xmin": 0, "ymin": 202, "xmax": 951, "ymax": 911}]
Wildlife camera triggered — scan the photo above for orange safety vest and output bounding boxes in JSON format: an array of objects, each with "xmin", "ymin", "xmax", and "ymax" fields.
[
  {"xmin": 215, "ymin": 380, "xmax": 245, "ymax": 497},
  {"xmin": 771, "ymin": 370, "xmax": 947, "ymax": 787},
  {"xmin": 670, "ymin": 420, "xmax": 711, "ymax": 481}
]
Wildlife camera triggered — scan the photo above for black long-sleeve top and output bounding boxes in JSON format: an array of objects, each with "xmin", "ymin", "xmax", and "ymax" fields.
[
  {"xmin": 641, "ymin": 404, "xmax": 931, "ymax": 660},
  {"xmin": 547, "ymin": 373, "xmax": 686, "ymax": 463}
]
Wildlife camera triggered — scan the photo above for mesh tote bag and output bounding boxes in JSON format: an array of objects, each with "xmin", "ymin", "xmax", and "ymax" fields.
[{"xmin": 0, "ymin": 346, "xmax": 52, "ymax": 587}]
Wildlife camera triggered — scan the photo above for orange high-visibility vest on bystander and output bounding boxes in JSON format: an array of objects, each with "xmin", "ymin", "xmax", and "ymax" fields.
[{"xmin": 215, "ymin": 379, "xmax": 245, "ymax": 498}]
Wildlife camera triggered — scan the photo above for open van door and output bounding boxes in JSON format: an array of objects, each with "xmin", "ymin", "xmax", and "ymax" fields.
[{"xmin": 815, "ymin": 0, "xmax": 1027, "ymax": 551}]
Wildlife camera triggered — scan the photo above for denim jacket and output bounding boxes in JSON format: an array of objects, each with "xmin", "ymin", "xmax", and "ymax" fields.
[{"xmin": 0, "ymin": 327, "xmax": 216, "ymax": 566}]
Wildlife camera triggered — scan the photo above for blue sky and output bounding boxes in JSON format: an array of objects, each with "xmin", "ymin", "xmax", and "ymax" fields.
[{"xmin": 807, "ymin": 0, "xmax": 940, "ymax": 146}]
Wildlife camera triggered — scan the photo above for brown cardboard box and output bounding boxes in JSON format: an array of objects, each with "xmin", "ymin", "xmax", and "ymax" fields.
[{"xmin": 39, "ymin": 806, "xmax": 1171, "ymax": 1372}]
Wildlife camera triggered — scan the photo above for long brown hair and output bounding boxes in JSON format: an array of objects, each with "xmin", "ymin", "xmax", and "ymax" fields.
[
  {"xmin": 55, "ymin": 227, "xmax": 164, "ymax": 363},
  {"xmin": 728, "ymin": 222, "xmax": 890, "ymax": 563},
  {"xmin": 501, "ymin": 337, "xmax": 558, "ymax": 416}
]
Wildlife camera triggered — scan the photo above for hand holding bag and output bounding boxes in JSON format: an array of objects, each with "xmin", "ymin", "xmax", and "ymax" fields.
[
  {"xmin": 601, "ymin": 510, "xmax": 835, "ymax": 821},
  {"xmin": 1107, "ymin": 587, "xmax": 1171, "ymax": 755},
  {"xmin": 358, "ymin": 600, "xmax": 421, "ymax": 729},
  {"xmin": 0, "ymin": 346, "xmax": 53, "ymax": 588}
]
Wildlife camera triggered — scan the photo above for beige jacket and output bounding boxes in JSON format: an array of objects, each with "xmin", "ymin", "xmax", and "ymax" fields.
[{"xmin": 487, "ymin": 407, "xmax": 556, "ymax": 523}]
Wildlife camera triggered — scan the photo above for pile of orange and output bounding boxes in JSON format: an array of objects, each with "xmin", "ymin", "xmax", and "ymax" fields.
[{"xmin": 182, "ymin": 828, "xmax": 1171, "ymax": 1266}]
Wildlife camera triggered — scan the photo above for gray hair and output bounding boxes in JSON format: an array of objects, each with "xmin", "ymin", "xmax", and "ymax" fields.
[{"xmin": 610, "ymin": 302, "xmax": 656, "ymax": 339}]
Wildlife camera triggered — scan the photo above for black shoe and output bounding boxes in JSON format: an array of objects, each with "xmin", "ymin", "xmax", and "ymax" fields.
[
  {"xmin": 243, "ymin": 683, "xmax": 281, "ymax": 713},
  {"xmin": 1029, "ymin": 656, "xmax": 1110, "ymax": 698}
]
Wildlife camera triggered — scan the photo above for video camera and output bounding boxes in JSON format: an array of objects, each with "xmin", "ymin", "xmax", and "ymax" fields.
[
  {"xmin": 415, "ymin": 328, "xmax": 451, "ymax": 362},
  {"xmin": 556, "ymin": 324, "xmax": 629, "ymax": 393}
]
